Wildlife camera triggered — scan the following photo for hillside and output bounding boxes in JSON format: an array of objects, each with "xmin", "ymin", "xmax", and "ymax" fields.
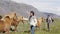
[{"xmin": 0, "ymin": 0, "xmax": 60, "ymax": 18}]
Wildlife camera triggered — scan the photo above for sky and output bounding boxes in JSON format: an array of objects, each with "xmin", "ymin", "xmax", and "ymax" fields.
[{"xmin": 11, "ymin": 0, "xmax": 60, "ymax": 16}]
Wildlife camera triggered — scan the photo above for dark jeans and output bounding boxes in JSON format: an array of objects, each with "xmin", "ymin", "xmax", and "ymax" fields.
[{"xmin": 47, "ymin": 23, "xmax": 50, "ymax": 31}]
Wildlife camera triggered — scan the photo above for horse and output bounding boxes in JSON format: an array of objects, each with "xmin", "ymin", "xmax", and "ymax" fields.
[
  {"xmin": 4, "ymin": 12, "xmax": 18, "ymax": 32},
  {"xmin": 36, "ymin": 17, "xmax": 45, "ymax": 29},
  {"xmin": 0, "ymin": 16, "xmax": 12, "ymax": 34}
]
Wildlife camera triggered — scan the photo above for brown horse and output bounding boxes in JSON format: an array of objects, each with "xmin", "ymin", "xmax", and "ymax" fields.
[
  {"xmin": 0, "ymin": 16, "xmax": 12, "ymax": 34},
  {"xmin": 6, "ymin": 13, "xmax": 26, "ymax": 32},
  {"xmin": 5, "ymin": 13, "xmax": 28, "ymax": 32},
  {"xmin": 5, "ymin": 12, "xmax": 18, "ymax": 32}
]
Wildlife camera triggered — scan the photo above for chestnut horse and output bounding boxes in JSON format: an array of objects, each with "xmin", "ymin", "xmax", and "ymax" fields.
[{"xmin": 0, "ymin": 16, "xmax": 12, "ymax": 34}]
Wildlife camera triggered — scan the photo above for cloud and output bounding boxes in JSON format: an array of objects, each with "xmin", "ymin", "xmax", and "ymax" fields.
[{"xmin": 11, "ymin": 0, "xmax": 60, "ymax": 15}]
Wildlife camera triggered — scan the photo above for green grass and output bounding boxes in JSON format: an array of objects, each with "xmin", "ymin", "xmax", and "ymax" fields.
[{"xmin": 2, "ymin": 18, "xmax": 60, "ymax": 34}]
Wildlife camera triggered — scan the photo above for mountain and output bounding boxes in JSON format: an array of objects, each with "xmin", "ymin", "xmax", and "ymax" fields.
[
  {"xmin": 43, "ymin": 12, "xmax": 60, "ymax": 18},
  {"xmin": 0, "ymin": 0, "xmax": 60, "ymax": 18}
]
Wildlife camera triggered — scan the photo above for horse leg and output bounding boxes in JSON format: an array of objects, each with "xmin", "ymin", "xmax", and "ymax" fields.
[
  {"xmin": 2, "ymin": 31, "xmax": 6, "ymax": 34},
  {"xmin": 35, "ymin": 26, "xmax": 38, "ymax": 30},
  {"xmin": 14, "ymin": 25, "xmax": 17, "ymax": 32},
  {"xmin": 39, "ymin": 26, "xmax": 40, "ymax": 30},
  {"xmin": 5, "ymin": 28, "xmax": 10, "ymax": 34},
  {"xmin": 7, "ymin": 29, "xmax": 10, "ymax": 34},
  {"xmin": 35, "ymin": 26, "xmax": 40, "ymax": 31}
]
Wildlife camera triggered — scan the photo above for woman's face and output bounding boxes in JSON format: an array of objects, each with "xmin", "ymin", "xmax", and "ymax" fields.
[{"xmin": 30, "ymin": 13, "xmax": 33, "ymax": 16}]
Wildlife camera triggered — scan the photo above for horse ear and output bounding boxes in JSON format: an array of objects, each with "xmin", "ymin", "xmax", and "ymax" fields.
[{"xmin": 0, "ymin": 16, "xmax": 2, "ymax": 19}]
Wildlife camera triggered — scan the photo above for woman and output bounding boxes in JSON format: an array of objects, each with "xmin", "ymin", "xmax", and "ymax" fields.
[{"xmin": 29, "ymin": 11, "xmax": 37, "ymax": 34}]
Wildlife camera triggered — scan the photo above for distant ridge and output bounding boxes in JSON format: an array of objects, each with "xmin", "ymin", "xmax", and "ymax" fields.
[{"xmin": 0, "ymin": 0, "xmax": 60, "ymax": 18}]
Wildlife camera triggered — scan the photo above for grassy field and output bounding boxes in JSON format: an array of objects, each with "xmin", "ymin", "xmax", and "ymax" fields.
[{"xmin": 1, "ymin": 18, "xmax": 60, "ymax": 34}]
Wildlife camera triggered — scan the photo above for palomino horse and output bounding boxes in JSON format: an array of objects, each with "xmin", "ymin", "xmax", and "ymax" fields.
[
  {"xmin": 17, "ymin": 16, "xmax": 28, "ymax": 24},
  {"xmin": 18, "ymin": 16, "xmax": 24, "ymax": 24},
  {"xmin": 36, "ymin": 17, "xmax": 44, "ymax": 29},
  {"xmin": 0, "ymin": 16, "xmax": 13, "ymax": 34}
]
